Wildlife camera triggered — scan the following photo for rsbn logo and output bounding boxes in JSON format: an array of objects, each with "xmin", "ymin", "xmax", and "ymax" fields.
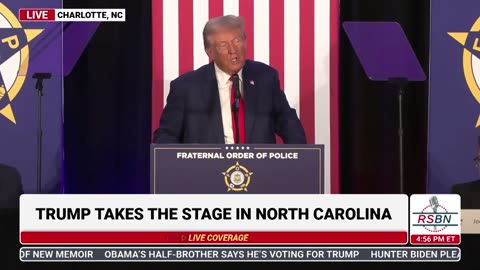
[{"xmin": 412, "ymin": 196, "xmax": 459, "ymax": 233}]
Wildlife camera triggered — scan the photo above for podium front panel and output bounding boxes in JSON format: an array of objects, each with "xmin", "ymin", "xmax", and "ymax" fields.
[{"xmin": 150, "ymin": 144, "xmax": 324, "ymax": 194}]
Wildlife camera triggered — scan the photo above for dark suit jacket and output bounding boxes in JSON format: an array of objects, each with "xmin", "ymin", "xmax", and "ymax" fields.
[
  {"xmin": 451, "ymin": 179, "xmax": 480, "ymax": 209},
  {"xmin": 0, "ymin": 163, "xmax": 23, "ymax": 208},
  {"xmin": 153, "ymin": 60, "xmax": 306, "ymax": 144},
  {"xmin": 451, "ymin": 179, "xmax": 480, "ymax": 264}
]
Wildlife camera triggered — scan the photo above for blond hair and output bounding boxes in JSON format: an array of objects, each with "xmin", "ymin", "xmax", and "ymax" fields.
[{"xmin": 202, "ymin": 15, "xmax": 246, "ymax": 49}]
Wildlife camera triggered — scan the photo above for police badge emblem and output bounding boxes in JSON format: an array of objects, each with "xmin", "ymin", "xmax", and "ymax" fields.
[
  {"xmin": 449, "ymin": 17, "xmax": 480, "ymax": 127},
  {"xmin": 222, "ymin": 161, "xmax": 253, "ymax": 192},
  {"xmin": 0, "ymin": 3, "xmax": 43, "ymax": 124}
]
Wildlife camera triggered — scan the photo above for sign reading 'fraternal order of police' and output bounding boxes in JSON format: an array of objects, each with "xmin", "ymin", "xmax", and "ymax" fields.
[{"xmin": 150, "ymin": 144, "xmax": 325, "ymax": 194}]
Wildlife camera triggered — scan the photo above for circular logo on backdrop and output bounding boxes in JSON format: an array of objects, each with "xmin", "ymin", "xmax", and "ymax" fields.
[
  {"xmin": 0, "ymin": 3, "xmax": 43, "ymax": 124},
  {"xmin": 449, "ymin": 17, "xmax": 480, "ymax": 127},
  {"xmin": 222, "ymin": 161, "xmax": 253, "ymax": 192}
]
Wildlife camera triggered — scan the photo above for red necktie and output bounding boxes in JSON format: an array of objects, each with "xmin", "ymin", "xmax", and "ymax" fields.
[{"xmin": 230, "ymin": 76, "xmax": 245, "ymax": 144}]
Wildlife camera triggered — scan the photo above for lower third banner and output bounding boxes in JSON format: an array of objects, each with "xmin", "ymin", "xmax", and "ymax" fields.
[{"xmin": 19, "ymin": 194, "xmax": 409, "ymax": 245}]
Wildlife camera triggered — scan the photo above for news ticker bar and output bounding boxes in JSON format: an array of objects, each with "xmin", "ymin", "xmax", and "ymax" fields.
[{"xmin": 20, "ymin": 247, "xmax": 461, "ymax": 262}]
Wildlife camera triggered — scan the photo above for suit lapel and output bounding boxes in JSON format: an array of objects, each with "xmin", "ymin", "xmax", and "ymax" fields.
[
  {"xmin": 242, "ymin": 61, "xmax": 258, "ymax": 143},
  {"xmin": 204, "ymin": 62, "xmax": 225, "ymax": 143}
]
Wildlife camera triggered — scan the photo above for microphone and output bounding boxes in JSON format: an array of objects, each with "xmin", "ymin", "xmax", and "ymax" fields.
[
  {"xmin": 429, "ymin": 196, "xmax": 439, "ymax": 213},
  {"xmin": 429, "ymin": 196, "xmax": 439, "ymax": 230},
  {"xmin": 231, "ymin": 74, "xmax": 240, "ymax": 144}
]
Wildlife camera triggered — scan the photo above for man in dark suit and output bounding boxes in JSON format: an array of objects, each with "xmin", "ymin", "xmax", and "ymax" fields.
[
  {"xmin": 0, "ymin": 163, "xmax": 23, "ymax": 208},
  {"xmin": 451, "ymin": 180, "xmax": 480, "ymax": 209},
  {"xmin": 153, "ymin": 15, "xmax": 306, "ymax": 144},
  {"xmin": 450, "ymin": 140, "xmax": 480, "ymax": 265},
  {"xmin": 451, "ymin": 138, "xmax": 480, "ymax": 208}
]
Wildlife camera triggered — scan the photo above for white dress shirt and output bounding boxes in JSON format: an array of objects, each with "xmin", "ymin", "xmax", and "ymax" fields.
[{"xmin": 214, "ymin": 64, "xmax": 243, "ymax": 144}]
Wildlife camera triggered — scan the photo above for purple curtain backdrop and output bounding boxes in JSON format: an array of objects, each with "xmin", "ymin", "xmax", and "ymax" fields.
[{"xmin": 0, "ymin": 0, "xmax": 62, "ymax": 193}]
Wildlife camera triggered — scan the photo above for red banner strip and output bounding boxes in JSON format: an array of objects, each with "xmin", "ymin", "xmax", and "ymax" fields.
[{"xmin": 21, "ymin": 231, "xmax": 407, "ymax": 244}]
